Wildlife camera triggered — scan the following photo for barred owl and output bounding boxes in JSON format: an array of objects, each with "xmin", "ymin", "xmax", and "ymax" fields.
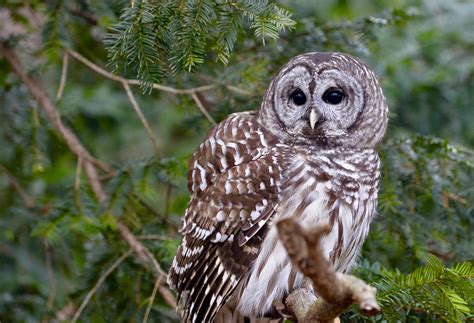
[{"xmin": 168, "ymin": 52, "xmax": 388, "ymax": 322}]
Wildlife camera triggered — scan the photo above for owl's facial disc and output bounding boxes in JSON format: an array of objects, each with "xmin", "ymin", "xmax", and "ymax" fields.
[
  {"xmin": 261, "ymin": 52, "xmax": 388, "ymax": 148},
  {"xmin": 273, "ymin": 64, "xmax": 364, "ymax": 140},
  {"xmin": 315, "ymin": 69, "xmax": 365, "ymax": 139}
]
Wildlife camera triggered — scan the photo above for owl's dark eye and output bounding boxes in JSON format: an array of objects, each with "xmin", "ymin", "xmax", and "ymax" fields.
[
  {"xmin": 322, "ymin": 88, "xmax": 345, "ymax": 105},
  {"xmin": 289, "ymin": 89, "xmax": 307, "ymax": 106}
]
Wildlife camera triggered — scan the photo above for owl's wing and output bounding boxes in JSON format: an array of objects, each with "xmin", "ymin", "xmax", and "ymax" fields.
[{"xmin": 168, "ymin": 112, "xmax": 283, "ymax": 322}]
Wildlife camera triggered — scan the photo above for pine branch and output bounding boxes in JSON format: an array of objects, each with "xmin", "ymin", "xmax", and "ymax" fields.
[
  {"xmin": 106, "ymin": 0, "xmax": 295, "ymax": 82},
  {"xmin": 351, "ymin": 257, "xmax": 474, "ymax": 321}
]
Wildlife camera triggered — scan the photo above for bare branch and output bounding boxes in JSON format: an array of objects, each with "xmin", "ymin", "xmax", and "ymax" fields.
[
  {"xmin": 68, "ymin": 8, "xmax": 98, "ymax": 26},
  {"xmin": 224, "ymin": 84, "xmax": 252, "ymax": 96},
  {"xmin": 65, "ymin": 47, "xmax": 217, "ymax": 131},
  {"xmin": 277, "ymin": 219, "xmax": 380, "ymax": 323},
  {"xmin": 84, "ymin": 159, "xmax": 106, "ymax": 202},
  {"xmin": 75, "ymin": 157, "xmax": 82, "ymax": 191},
  {"xmin": 123, "ymin": 82, "xmax": 161, "ymax": 156},
  {"xmin": 71, "ymin": 249, "xmax": 133, "ymax": 322},
  {"xmin": 0, "ymin": 163, "xmax": 35, "ymax": 208},
  {"xmin": 65, "ymin": 48, "xmax": 124, "ymax": 82},
  {"xmin": 65, "ymin": 48, "xmax": 218, "ymax": 123},
  {"xmin": 116, "ymin": 223, "xmax": 177, "ymax": 308},
  {"xmin": 55, "ymin": 301, "xmax": 76, "ymax": 322},
  {"xmin": 143, "ymin": 276, "xmax": 163, "ymax": 323},
  {"xmin": 117, "ymin": 222, "xmax": 168, "ymax": 278},
  {"xmin": 56, "ymin": 51, "xmax": 69, "ymax": 99},
  {"xmin": 65, "ymin": 48, "xmax": 216, "ymax": 94},
  {"xmin": 158, "ymin": 283, "xmax": 178, "ymax": 309},
  {"xmin": 137, "ymin": 234, "xmax": 171, "ymax": 241},
  {"xmin": 191, "ymin": 92, "xmax": 217, "ymax": 126}
]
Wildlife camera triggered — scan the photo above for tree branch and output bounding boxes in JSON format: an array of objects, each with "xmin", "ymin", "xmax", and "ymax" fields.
[
  {"xmin": 143, "ymin": 276, "xmax": 163, "ymax": 323},
  {"xmin": 0, "ymin": 163, "xmax": 35, "ymax": 208},
  {"xmin": 71, "ymin": 249, "xmax": 134, "ymax": 322},
  {"xmin": 56, "ymin": 50, "xmax": 68, "ymax": 99},
  {"xmin": 0, "ymin": 42, "xmax": 176, "ymax": 307},
  {"xmin": 64, "ymin": 48, "xmax": 248, "ymax": 126},
  {"xmin": 122, "ymin": 82, "xmax": 161, "ymax": 155},
  {"xmin": 277, "ymin": 219, "xmax": 380, "ymax": 323},
  {"xmin": 191, "ymin": 92, "xmax": 217, "ymax": 126},
  {"xmin": 65, "ymin": 48, "xmax": 217, "ymax": 94}
]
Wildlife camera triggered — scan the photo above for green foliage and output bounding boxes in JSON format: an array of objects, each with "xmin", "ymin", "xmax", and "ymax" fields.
[
  {"xmin": 105, "ymin": 0, "xmax": 295, "ymax": 89},
  {"xmin": 365, "ymin": 135, "xmax": 473, "ymax": 270},
  {"xmin": 0, "ymin": 0, "xmax": 473, "ymax": 322},
  {"xmin": 346, "ymin": 257, "xmax": 474, "ymax": 322}
]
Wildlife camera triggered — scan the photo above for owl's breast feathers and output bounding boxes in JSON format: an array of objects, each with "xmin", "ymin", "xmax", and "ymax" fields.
[{"xmin": 168, "ymin": 111, "xmax": 381, "ymax": 322}]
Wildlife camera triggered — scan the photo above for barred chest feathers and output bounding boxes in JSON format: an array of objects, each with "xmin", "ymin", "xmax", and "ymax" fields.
[
  {"xmin": 234, "ymin": 148, "xmax": 381, "ymax": 317},
  {"xmin": 169, "ymin": 52, "xmax": 389, "ymax": 323}
]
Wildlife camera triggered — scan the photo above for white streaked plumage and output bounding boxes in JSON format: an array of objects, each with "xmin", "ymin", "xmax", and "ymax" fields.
[{"xmin": 168, "ymin": 52, "xmax": 388, "ymax": 322}]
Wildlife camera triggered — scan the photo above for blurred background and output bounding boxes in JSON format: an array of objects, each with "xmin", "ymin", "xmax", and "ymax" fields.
[{"xmin": 0, "ymin": 0, "xmax": 472, "ymax": 322}]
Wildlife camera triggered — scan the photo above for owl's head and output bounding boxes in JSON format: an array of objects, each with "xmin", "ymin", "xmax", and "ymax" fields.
[{"xmin": 259, "ymin": 52, "xmax": 388, "ymax": 148}]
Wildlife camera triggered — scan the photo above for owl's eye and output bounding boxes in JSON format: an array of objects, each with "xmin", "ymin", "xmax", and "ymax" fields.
[
  {"xmin": 322, "ymin": 88, "xmax": 345, "ymax": 105},
  {"xmin": 289, "ymin": 89, "xmax": 307, "ymax": 106}
]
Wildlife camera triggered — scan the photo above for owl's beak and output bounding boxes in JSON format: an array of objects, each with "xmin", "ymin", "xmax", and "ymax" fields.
[{"xmin": 309, "ymin": 108, "xmax": 319, "ymax": 130}]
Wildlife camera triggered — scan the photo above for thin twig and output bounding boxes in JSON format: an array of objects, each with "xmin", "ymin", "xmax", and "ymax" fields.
[
  {"xmin": 98, "ymin": 171, "xmax": 117, "ymax": 181},
  {"xmin": 45, "ymin": 243, "xmax": 57, "ymax": 309},
  {"xmin": 56, "ymin": 51, "xmax": 69, "ymax": 99},
  {"xmin": 65, "ymin": 48, "xmax": 216, "ymax": 94},
  {"xmin": 164, "ymin": 183, "xmax": 172, "ymax": 221},
  {"xmin": 117, "ymin": 222, "xmax": 168, "ymax": 278},
  {"xmin": 74, "ymin": 157, "xmax": 84, "ymax": 212},
  {"xmin": 137, "ymin": 234, "xmax": 171, "ymax": 241},
  {"xmin": 191, "ymin": 92, "xmax": 217, "ymax": 126},
  {"xmin": 143, "ymin": 276, "xmax": 163, "ymax": 323},
  {"xmin": 123, "ymin": 82, "xmax": 161, "ymax": 156},
  {"xmin": 66, "ymin": 48, "xmax": 123, "ymax": 82},
  {"xmin": 84, "ymin": 160, "xmax": 106, "ymax": 202},
  {"xmin": 133, "ymin": 193, "xmax": 162, "ymax": 219},
  {"xmin": 224, "ymin": 84, "xmax": 252, "ymax": 96},
  {"xmin": 55, "ymin": 302, "xmax": 76, "ymax": 321},
  {"xmin": 68, "ymin": 8, "xmax": 98, "ymax": 26},
  {"xmin": 71, "ymin": 249, "xmax": 133, "ymax": 323},
  {"xmin": 159, "ymin": 284, "xmax": 178, "ymax": 309},
  {"xmin": 0, "ymin": 163, "xmax": 35, "ymax": 208},
  {"xmin": 88, "ymin": 157, "xmax": 111, "ymax": 173},
  {"xmin": 75, "ymin": 157, "xmax": 82, "ymax": 191}
]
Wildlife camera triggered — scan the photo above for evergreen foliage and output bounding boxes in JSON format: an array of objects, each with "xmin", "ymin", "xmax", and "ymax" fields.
[
  {"xmin": 105, "ymin": 0, "xmax": 295, "ymax": 89},
  {"xmin": 0, "ymin": 0, "xmax": 472, "ymax": 322},
  {"xmin": 346, "ymin": 257, "xmax": 474, "ymax": 322}
]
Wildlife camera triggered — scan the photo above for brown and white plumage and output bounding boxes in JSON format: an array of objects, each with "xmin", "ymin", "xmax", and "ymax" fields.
[{"xmin": 168, "ymin": 52, "xmax": 388, "ymax": 322}]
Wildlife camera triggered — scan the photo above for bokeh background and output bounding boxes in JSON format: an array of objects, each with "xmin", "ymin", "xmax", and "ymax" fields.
[{"xmin": 0, "ymin": 0, "xmax": 473, "ymax": 322}]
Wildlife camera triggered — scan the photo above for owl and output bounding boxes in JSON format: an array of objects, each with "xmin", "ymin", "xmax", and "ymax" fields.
[{"xmin": 168, "ymin": 52, "xmax": 388, "ymax": 322}]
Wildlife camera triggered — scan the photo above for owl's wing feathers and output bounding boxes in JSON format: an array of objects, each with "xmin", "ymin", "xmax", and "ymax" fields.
[{"xmin": 168, "ymin": 112, "xmax": 283, "ymax": 322}]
